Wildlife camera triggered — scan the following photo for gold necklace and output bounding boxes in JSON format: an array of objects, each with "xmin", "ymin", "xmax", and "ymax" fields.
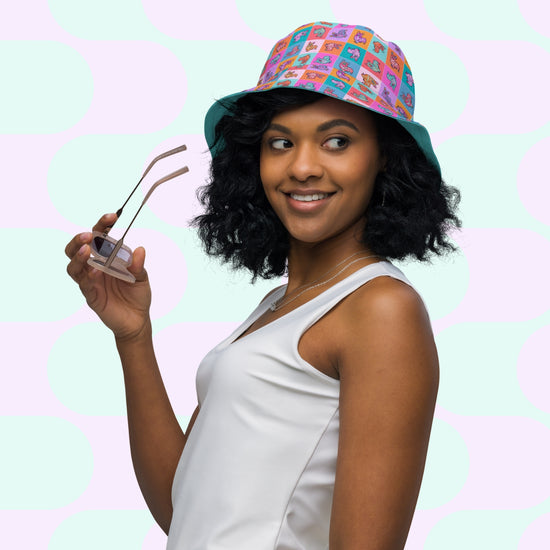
[{"xmin": 270, "ymin": 252, "xmax": 380, "ymax": 312}]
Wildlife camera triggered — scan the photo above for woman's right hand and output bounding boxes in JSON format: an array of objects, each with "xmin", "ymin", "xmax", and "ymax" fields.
[{"xmin": 65, "ymin": 213, "xmax": 153, "ymax": 342}]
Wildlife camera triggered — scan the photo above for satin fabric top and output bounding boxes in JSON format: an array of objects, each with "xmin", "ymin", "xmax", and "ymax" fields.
[{"xmin": 167, "ymin": 261, "xmax": 413, "ymax": 550}]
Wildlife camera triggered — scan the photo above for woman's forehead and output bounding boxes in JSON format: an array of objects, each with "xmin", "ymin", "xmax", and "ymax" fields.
[{"xmin": 270, "ymin": 96, "xmax": 375, "ymax": 130}]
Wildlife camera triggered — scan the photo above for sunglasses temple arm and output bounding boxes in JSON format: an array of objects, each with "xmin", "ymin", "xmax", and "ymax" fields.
[
  {"xmin": 106, "ymin": 144, "xmax": 188, "ymax": 231},
  {"xmin": 104, "ymin": 165, "xmax": 189, "ymax": 268},
  {"xmin": 104, "ymin": 239, "xmax": 125, "ymax": 268}
]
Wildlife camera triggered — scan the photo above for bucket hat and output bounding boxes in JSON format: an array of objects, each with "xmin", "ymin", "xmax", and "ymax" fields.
[{"xmin": 204, "ymin": 21, "xmax": 440, "ymax": 173}]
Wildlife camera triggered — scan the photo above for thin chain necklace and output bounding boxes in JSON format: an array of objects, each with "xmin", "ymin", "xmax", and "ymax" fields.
[{"xmin": 270, "ymin": 252, "xmax": 381, "ymax": 312}]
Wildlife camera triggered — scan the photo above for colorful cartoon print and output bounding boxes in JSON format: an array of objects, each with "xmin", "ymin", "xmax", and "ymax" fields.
[
  {"xmin": 313, "ymin": 26, "xmax": 328, "ymax": 38},
  {"xmin": 293, "ymin": 30, "xmax": 308, "ymax": 41},
  {"xmin": 330, "ymin": 78, "xmax": 346, "ymax": 90},
  {"xmin": 360, "ymin": 73, "xmax": 378, "ymax": 89},
  {"xmin": 251, "ymin": 22, "xmax": 418, "ymax": 125},
  {"xmin": 324, "ymin": 42, "xmax": 342, "ymax": 52},
  {"xmin": 400, "ymin": 92, "xmax": 413, "ymax": 107},
  {"xmin": 347, "ymin": 47, "xmax": 361, "ymax": 61},
  {"xmin": 322, "ymin": 87, "xmax": 339, "ymax": 97},
  {"xmin": 305, "ymin": 71, "xmax": 325, "ymax": 80},
  {"xmin": 366, "ymin": 59, "xmax": 382, "ymax": 73},
  {"xmin": 329, "ymin": 29, "xmax": 349, "ymax": 39},
  {"xmin": 284, "ymin": 46, "xmax": 299, "ymax": 59},
  {"xmin": 381, "ymin": 87, "xmax": 394, "ymax": 106},
  {"xmin": 353, "ymin": 31, "xmax": 367, "ymax": 44},
  {"xmin": 390, "ymin": 53, "xmax": 401, "ymax": 72}
]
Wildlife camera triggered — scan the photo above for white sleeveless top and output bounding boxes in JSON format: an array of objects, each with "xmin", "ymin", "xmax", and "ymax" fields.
[{"xmin": 167, "ymin": 261, "xmax": 413, "ymax": 550}]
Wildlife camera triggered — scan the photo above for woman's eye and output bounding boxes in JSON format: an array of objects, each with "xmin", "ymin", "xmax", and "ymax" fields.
[
  {"xmin": 324, "ymin": 137, "xmax": 349, "ymax": 150},
  {"xmin": 269, "ymin": 138, "xmax": 293, "ymax": 150}
]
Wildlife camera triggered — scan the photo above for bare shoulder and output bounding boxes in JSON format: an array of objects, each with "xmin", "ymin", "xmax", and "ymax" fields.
[
  {"xmin": 343, "ymin": 274, "xmax": 428, "ymax": 324},
  {"xmin": 333, "ymin": 275, "xmax": 434, "ymax": 361},
  {"xmin": 332, "ymin": 273, "xmax": 439, "ymax": 410}
]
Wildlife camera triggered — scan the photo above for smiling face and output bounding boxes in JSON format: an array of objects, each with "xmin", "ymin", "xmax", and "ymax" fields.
[{"xmin": 260, "ymin": 96, "xmax": 382, "ymax": 249}]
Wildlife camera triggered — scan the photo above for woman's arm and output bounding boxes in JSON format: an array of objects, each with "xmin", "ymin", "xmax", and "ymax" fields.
[
  {"xmin": 329, "ymin": 277, "xmax": 439, "ymax": 550},
  {"xmin": 116, "ymin": 329, "xmax": 196, "ymax": 534},
  {"xmin": 66, "ymin": 214, "xmax": 196, "ymax": 533}
]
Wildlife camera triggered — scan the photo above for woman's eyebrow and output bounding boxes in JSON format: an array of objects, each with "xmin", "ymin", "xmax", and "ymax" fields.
[
  {"xmin": 266, "ymin": 123, "xmax": 291, "ymax": 133},
  {"xmin": 317, "ymin": 119, "xmax": 360, "ymax": 133},
  {"xmin": 266, "ymin": 119, "xmax": 360, "ymax": 135}
]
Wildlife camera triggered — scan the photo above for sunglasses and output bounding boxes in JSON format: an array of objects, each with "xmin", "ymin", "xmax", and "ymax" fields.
[{"xmin": 87, "ymin": 144, "xmax": 189, "ymax": 283}]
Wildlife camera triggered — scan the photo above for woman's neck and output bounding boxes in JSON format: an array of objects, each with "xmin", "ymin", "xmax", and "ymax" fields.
[{"xmin": 285, "ymin": 233, "xmax": 375, "ymax": 292}]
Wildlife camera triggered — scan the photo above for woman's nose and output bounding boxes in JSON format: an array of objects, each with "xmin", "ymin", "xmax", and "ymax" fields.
[{"xmin": 287, "ymin": 144, "xmax": 323, "ymax": 181}]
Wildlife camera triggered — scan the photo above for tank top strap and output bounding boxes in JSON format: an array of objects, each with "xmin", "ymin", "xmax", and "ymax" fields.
[{"xmin": 279, "ymin": 260, "xmax": 414, "ymax": 334}]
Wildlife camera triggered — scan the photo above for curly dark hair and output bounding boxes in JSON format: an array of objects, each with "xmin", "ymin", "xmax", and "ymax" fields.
[{"xmin": 193, "ymin": 89, "xmax": 460, "ymax": 279}]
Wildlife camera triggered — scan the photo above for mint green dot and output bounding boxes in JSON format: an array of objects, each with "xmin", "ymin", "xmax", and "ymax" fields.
[
  {"xmin": 0, "ymin": 42, "xmax": 92, "ymax": 133},
  {"xmin": 425, "ymin": 509, "xmax": 532, "ymax": 550},
  {"xmin": 417, "ymin": 419, "xmax": 469, "ymax": 509},
  {"xmin": 400, "ymin": 41, "xmax": 469, "ymax": 133},
  {"xmin": 436, "ymin": 323, "xmax": 533, "ymax": 415},
  {"xmin": 48, "ymin": 323, "xmax": 126, "ymax": 415},
  {"xmin": 0, "ymin": 416, "xmax": 92, "ymax": 509},
  {"xmin": 48, "ymin": 135, "xmax": 161, "ymax": 226},
  {"xmin": 424, "ymin": 0, "xmax": 535, "ymax": 40},
  {"xmin": 235, "ymin": 0, "xmax": 336, "ymax": 39},
  {"xmin": 49, "ymin": 510, "xmax": 154, "ymax": 550},
  {"xmin": 395, "ymin": 249, "xmax": 468, "ymax": 321},
  {"xmin": 164, "ymin": 228, "xmax": 278, "ymax": 323},
  {"xmin": 0, "ymin": 228, "xmax": 86, "ymax": 322},
  {"xmin": 48, "ymin": 0, "xmax": 155, "ymax": 39},
  {"xmin": 436, "ymin": 134, "xmax": 537, "ymax": 228}
]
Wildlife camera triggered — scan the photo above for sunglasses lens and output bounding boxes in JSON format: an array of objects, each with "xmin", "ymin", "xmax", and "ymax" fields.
[{"xmin": 92, "ymin": 236, "xmax": 131, "ymax": 263}]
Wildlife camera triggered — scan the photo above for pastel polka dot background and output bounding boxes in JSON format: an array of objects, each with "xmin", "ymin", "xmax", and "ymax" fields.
[{"xmin": 1, "ymin": 1, "xmax": 549, "ymax": 548}]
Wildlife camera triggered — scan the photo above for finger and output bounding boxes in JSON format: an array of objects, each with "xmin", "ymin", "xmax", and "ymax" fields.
[
  {"xmin": 92, "ymin": 212, "xmax": 118, "ymax": 233},
  {"xmin": 65, "ymin": 231, "xmax": 93, "ymax": 259},
  {"xmin": 66, "ymin": 243, "xmax": 92, "ymax": 282},
  {"xmin": 128, "ymin": 246, "xmax": 148, "ymax": 283}
]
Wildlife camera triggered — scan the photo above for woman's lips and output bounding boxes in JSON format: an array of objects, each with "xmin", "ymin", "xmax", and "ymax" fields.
[
  {"xmin": 289, "ymin": 192, "xmax": 330, "ymax": 202},
  {"xmin": 285, "ymin": 191, "xmax": 334, "ymax": 211}
]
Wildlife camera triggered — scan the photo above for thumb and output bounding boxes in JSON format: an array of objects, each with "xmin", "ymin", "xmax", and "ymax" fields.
[{"xmin": 128, "ymin": 246, "xmax": 148, "ymax": 282}]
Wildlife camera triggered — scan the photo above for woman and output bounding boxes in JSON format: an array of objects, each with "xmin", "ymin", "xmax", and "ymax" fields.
[{"xmin": 66, "ymin": 22, "xmax": 459, "ymax": 550}]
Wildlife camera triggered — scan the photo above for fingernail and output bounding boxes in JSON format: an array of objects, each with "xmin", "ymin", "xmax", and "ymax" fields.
[
  {"xmin": 77, "ymin": 245, "xmax": 87, "ymax": 256},
  {"xmin": 80, "ymin": 232, "xmax": 92, "ymax": 242}
]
